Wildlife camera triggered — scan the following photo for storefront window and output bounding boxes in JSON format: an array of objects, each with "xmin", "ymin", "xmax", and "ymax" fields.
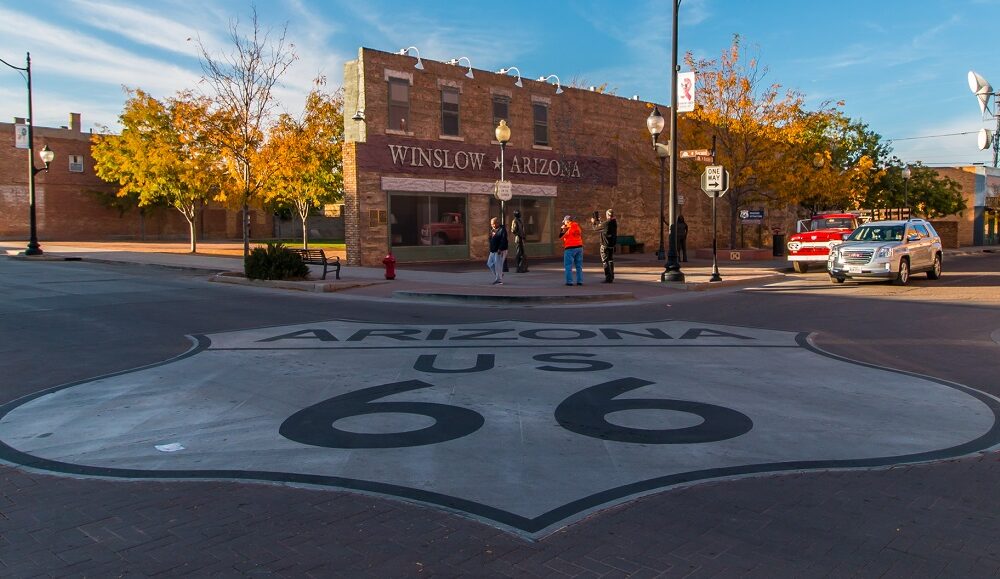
[
  {"xmin": 489, "ymin": 197, "xmax": 553, "ymax": 244},
  {"xmin": 390, "ymin": 194, "xmax": 467, "ymax": 247}
]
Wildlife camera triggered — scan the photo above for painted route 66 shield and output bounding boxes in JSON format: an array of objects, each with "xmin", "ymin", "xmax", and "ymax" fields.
[{"xmin": 1, "ymin": 320, "xmax": 997, "ymax": 537}]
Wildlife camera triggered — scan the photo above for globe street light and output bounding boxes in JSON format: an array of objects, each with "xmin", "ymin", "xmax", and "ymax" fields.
[
  {"xmin": 646, "ymin": 107, "xmax": 667, "ymax": 262},
  {"xmin": 495, "ymin": 119, "xmax": 511, "ymax": 271},
  {"xmin": 1, "ymin": 52, "xmax": 55, "ymax": 256}
]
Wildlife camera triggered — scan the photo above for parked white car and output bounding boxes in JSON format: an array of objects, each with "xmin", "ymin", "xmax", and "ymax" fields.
[{"xmin": 827, "ymin": 219, "xmax": 943, "ymax": 285}]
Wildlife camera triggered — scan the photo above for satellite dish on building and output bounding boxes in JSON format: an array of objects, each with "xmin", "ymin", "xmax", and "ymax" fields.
[{"xmin": 977, "ymin": 128, "xmax": 993, "ymax": 151}]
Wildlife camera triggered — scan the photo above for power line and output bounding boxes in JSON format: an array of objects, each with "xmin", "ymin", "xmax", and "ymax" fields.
[{"xmin": 888, "ymin": 130, "xmax": 979, "ymax": 141}]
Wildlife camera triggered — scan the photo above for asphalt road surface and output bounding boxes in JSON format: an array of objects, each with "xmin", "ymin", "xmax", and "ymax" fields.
[{"xmin": 1, "ymin": 252, "xmax": 998, "ymax": 577}]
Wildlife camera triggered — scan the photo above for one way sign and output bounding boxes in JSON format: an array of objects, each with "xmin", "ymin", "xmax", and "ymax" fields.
[{"xmin": 701, "ymin": 165, "xmax": 729, "ymax": 196}]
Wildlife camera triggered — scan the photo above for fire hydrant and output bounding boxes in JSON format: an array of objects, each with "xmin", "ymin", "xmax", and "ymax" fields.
[{"xmin": 382, "ymin": 253, "xmax": 396, "ymax": 280}]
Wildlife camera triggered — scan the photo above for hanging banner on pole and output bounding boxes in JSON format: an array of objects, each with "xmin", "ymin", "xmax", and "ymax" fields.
[
  {"xmin": 14, "ymin": 124, "xmax": 28, "ymax": 149},
  {"xmin": 677, "ymin": 72, "xmax": 696, "ymax": 113}
]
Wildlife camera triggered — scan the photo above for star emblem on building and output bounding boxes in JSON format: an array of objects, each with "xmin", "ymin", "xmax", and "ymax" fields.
[{"xmin": 493, "ymin": 157, "xmax": 502, "ymax": 170}]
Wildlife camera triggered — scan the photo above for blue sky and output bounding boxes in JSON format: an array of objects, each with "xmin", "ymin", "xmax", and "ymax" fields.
[{"xmin": 2, "ymin": 0, "xmax": 998, "ymax": 166}]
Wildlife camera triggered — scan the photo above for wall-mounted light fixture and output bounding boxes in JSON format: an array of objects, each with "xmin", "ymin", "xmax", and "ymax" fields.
[
  {"xmin": 537, "ymin": 74, "xmax": 563, "ymax": 94},
  {"xmin": 397, "ymin": 46, "xmax": 424, "ymax": 70},
  {"xmin": 497, "ymin": 66, "xmax": 522, "ymax": 88},
  {"xmin": 351, "ymin": 110, "xmax": 365, "ymax": 122},
  {"xmin": 448, "ymin": 56, "xmax": 474, "ymax": 79}
]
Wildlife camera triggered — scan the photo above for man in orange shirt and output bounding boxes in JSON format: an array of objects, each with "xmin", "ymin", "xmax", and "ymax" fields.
[{"xmin": 559, "ymin": 215, "xmax": 584, "ymax": 286}]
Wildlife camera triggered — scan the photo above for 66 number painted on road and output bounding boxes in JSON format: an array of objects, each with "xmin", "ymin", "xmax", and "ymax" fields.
[{"xmin": 279, "ymin": 353, "xmax": 753, "ymax": 448}]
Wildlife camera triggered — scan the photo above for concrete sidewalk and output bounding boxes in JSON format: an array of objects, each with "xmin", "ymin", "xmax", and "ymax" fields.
[{"xmin": 4, "ymin": 240, "xmax": 996, "ymax": 304}]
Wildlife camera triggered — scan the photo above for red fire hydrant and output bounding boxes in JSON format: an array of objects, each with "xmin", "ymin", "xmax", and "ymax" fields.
[{"xmin": 382, "ymin": 253, "xmax": 396, "ymax": 280}]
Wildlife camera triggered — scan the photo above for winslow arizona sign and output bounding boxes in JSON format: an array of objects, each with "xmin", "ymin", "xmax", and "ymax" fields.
[
  {"xmin": 0, "ymin": 320, "xmax": 996, "ymax": 537},
  {"xmin": 356, "ymin": 135, "xmax": 618, "ymax": 186}
]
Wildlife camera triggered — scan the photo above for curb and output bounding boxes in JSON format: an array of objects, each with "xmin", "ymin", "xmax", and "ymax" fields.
[
  {"xmin": 6, "ymin": 254, "xmax": 83, "ymax": 262},
  {"xmin": 391, "ymin": 290, "xmax": 635, "ymax": 304},
  {"xmin": 211, "ymin": 272, "xmax": 387, "ymax": 293}
]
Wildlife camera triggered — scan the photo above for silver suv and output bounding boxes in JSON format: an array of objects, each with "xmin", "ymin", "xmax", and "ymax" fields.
[{"xmin": 827, "ymin": 218, "xmax": 942, "ymax": 285}]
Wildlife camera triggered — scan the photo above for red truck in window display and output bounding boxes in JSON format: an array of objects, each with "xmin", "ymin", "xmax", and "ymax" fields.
[
  {"xmin": 786, "ymin": 212, "xmax": 860, "ymax": 273},
  {"xmin": 420, "ymin": 212, "xmax": 466, "ymax": 245}
]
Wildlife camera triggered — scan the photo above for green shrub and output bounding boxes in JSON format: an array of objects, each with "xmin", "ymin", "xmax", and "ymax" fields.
[{"xmin": 244, "ymin": 242, "xmax": 309, "ymax": 280}]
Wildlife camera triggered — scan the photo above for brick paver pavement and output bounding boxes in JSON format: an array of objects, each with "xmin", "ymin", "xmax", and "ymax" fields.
[{"xmin": 3, "ymin": 453, "xmax": 998, "ymax": 577}]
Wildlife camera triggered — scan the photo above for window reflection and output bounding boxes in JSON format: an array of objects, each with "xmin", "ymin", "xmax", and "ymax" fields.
[
  {"xmin": 490, "ymin": 197, "xmax": 552, "ymax": 243},
  {"xmin": 390, "ymin": 194, "xmax": 467, "ymax": 246}
]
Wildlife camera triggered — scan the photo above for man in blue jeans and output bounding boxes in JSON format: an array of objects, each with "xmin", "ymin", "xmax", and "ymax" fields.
[{"xmin": 559, "ymin": 215, "xmax": 584, "ymax": 285}]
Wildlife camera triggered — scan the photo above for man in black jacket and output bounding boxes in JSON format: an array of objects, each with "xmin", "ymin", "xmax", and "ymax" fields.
[
  {"xmin": 591, "ymin": 209, "xmax": 617, "ymax": 283},
  {"xmin": 488, "ymin": 217, "xmax": 509, "ymax": 285}
]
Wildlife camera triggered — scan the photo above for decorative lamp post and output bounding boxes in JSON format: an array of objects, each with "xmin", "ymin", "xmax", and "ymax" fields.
[
  {"xmin": 646, "ymin": 107, "xmax": 667, "ymax": 261},
  {"xmin": 495, "ymin": 120, "xmax": 512, "ymax": 271},
  {"xmin": 664, "ymin": 0, "xmax": 685, "ymax": 282},
  {"xmin": 901, "ymin": 164, "xmax": 911, "ymax": 217},
  {"xmin": 1, "ymin": 52, "xmax": 55, "ymax": 256}
]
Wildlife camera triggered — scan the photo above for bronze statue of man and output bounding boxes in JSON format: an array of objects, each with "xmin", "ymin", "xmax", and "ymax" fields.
[{"xmin": 511, "ymin": 210, "xmax": 528, "ymax": 273}]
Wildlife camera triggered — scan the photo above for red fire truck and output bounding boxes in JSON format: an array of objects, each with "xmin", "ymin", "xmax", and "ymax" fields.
[{"xmin": 786, "ymin": 212, "xmax": 860, "ymax": 273}]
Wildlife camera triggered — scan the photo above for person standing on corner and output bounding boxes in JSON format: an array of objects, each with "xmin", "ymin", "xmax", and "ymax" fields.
[
  {"xmin": 559, "ymin": 214, "xmax": 584, "ymax": 286},
  {"xmin": 489, "ymin": 217, "xmax": 508, "ymax": 285},
  {"xmin": 511, "ymin": 210, "xmax": 528, "ymax": 273},
  {"xmin": 676, "ymin": 215, "xmax": 689, "ymax": 262},
  {"xmin": 591, "ymin": 209, "xmax": 617, "ymax": 283}
]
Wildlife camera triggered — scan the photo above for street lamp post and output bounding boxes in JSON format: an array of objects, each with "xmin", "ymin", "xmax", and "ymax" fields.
[
  {"xmin": 663, "ymin": 0, "xmax": 685, "ymax": 282},
  {"xmin": 1, "ymin": 52, "xmax": 55, "ymax": 256},
  {"xmin": 901, "ymin": 164, "xmax": 911, "ymax": 218},
  {"xmin": 495, "ymin": 120, "xmax": 511, "ymax": 271}
]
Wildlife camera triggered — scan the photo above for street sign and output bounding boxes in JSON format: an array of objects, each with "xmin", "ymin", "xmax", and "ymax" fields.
[
  {"xmin": 495, "ymin": 180, "xmax": 513, "ymax": 201},
  {"xmin": 694, "ymin": 155, "xmax": 715, "ymax": 163},
  {"xmin": 740, "ymin": 209, "xmax": 764, "ymax": 223},
  {"xmin": 704, "ymin": 166, "xmax": 723, "ymax": 190},
  {"xmin": 680, "ymin": 149, "xmax": 711, "ymax": 158},
  {"xmin": 701, "ymin": 166, "xmax": 729, "ymax": 197}
]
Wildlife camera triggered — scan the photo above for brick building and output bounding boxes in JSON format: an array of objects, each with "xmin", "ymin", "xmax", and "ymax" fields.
[
  {"xmin": 930, "ymin": 165, "xmax": 999, "ymax": 247},
  {"xmin": 341, "ymin": 47, "xmax": 727, "ymax": 267},
  {"xmin": 1, "ymin": 114, "xmax": 262, "ymax": 244}
]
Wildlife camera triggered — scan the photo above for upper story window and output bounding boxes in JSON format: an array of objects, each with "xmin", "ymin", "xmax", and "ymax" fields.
[
  {"xmin": 441, "ymin": 87, "xmax": 460, "ymax": 136},
  {"xmin": 492, "ymin": 95, "xmax": 510, "ymax": 129},
  {"xmin": 388, "ymin": 77, "xmax": 410, "ymax": 132},
  {"xmin": 533, "ymin": 103, "xmax": 549, "ymax": 146}
]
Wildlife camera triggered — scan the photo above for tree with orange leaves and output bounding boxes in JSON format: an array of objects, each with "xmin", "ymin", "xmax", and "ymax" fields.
[
  {"xmin": 260, "ymin": 79, "xmax": 344, "ymax": 249},
  {"xmin": 684, "ymin": 35, "xmax": 853, "ymax": 247},
  {"xmin": 92, "ymin": 89, "xmax": 222, "ymax": 253}
]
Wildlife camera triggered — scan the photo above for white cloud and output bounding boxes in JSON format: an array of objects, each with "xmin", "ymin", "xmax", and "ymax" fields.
[
  {"xmin": 67, "ymin": 0, "xmax": 225, "ymax": 57},
  {"xmin": 0, "ymin": 7, "xmax": 202, "ymax": 100}
]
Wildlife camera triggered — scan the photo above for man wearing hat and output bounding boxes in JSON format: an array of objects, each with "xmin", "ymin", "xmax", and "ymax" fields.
[{"xmin": 559, "ymin": 214, "xmax": 584, "ymax": 286}]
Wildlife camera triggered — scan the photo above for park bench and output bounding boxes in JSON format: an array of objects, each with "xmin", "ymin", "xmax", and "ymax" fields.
[
  {"xmin": 617, "ymin": 235, "xmax": 645, "ymax": 254},
  {"xmin": 289, "ymin": 248, "xmax": 341, "ymax": 280}
]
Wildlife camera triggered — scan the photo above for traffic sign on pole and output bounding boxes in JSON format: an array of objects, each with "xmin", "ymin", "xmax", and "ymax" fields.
[{"xmin": 701, "ymin": 166, "xmax": 728, "ymax": 196}]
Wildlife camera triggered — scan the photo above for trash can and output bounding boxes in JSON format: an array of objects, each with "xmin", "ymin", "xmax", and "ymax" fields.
[{"xmin": 772, "ymin": 233, "xmax": 785, "ymax": 256}]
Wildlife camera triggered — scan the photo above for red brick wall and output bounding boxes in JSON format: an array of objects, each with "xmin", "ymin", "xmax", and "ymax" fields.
[
  {"xmin": 344, "ymin": 47, "xmax": 728, "ymax": 265},
  {"xmin": 1, "ymin": 121, "xmax": 262, "ymax": 242}
]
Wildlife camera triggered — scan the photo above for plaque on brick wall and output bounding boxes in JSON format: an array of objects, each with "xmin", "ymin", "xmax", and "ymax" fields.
[{"xmin": 369, "ymin": 209, "xmax": 387, "ymax": 227}]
